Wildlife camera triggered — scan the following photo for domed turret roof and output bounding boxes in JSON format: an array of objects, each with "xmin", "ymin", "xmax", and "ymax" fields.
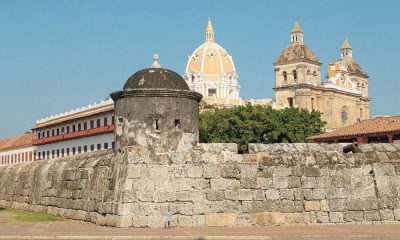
[
  {"xmin": 124, "ymin": 68, "xmax": 190, "ymax": 91},
  {"xmin": 275, "ymin": 43, "xmax": 320, "ymax": 65},
  {"xmin": 185, "ymin": 19, "xmax": 237, "ymax": 81}
]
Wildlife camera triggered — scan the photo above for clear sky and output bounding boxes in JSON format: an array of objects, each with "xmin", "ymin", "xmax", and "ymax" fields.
[{"xmin": 0, "ymin": 0, "xmax": 399, "ymax": 138}]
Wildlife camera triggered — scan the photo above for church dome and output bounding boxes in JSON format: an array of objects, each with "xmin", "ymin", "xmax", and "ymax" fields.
[
  {"xmin": 275, "ymin": 43, "xmax": 320, "ymax": 65},
  {"xmin": 184, "ymin": 19, "xmax": 237, "ymax": 83}
]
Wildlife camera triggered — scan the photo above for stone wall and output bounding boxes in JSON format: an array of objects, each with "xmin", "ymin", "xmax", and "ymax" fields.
[{"xmin": 1, "ymin": 143, "xmax": 400, "ymax": 227}]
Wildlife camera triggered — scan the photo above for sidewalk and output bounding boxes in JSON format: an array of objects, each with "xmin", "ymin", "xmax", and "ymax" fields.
[{"xmin": 1, "ymin": 220, "xmax": 400, "ymax": 239}]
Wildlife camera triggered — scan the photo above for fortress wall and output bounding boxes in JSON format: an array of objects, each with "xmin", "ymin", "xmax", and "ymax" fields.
[
  {"xmin": 119, "ymin": 143, "xmax": 400, "ymax": 227},
  {"xmin": 0, "ymin": 150, "xmax": 129, "ymax": 226},
  {"xmin": 1, "ymin": 143, "xmax": 400, "ymax": 227}
]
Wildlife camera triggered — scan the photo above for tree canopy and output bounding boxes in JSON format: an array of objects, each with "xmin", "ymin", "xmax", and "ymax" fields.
[{"xmin": 199, "ymin": 105, "xmax": 326, "ymax": 145}]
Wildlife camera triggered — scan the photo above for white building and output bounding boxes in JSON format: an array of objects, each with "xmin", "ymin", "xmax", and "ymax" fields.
[{"xmin": 32, "ymin": 99, "xmax": 115, "ymax": 160}]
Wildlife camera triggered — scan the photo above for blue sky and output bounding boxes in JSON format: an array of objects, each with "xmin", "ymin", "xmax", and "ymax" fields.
[{"xmin": 0, "ymin": 0, "xmax": 399, "ymax": 138}]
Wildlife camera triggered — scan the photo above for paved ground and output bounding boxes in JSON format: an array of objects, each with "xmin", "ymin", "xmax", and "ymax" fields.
[{"xmin": 1, "ymin": 220, "xmax": 400, "ymax": 240}]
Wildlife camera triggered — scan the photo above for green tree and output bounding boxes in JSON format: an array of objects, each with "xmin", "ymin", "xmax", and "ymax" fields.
[{"xmin": 199, "ymin": 105, "xmax": 325, "ymax": 145}]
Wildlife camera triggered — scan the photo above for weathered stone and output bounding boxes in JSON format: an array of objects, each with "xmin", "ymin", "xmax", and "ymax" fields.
[
  {"xmin": 304, "ymin": 166, "xmax": 321, "ymax": 177},
  {"xmin": 205, "ymin": 213, "xmax": 237, "ymax": 227},
  {"xmin": 251, "ymin": 212, "xmax": 284, "ymax": 225},
  {"xmin": 329, "ymin": 212, "xmax": 343, "ymax": 223}
]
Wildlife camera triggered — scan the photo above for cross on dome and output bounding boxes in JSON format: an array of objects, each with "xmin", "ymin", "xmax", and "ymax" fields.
[{"xmin": 150, "ymin": 54, "xmax": 161, "ymax": 68}]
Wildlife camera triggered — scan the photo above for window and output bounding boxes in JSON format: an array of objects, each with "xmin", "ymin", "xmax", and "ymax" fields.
[
  {"xmin": 307, "ymin": 69, "xmax": 311, "ymax": 75},
  {"xmin": 155, "ymin": 119, "xmax": 160, "ymax": 130},
  {"xmin": 78, "ymin": 123, "xmax": 81, "ymax": 131},
  {"xmin": 97, "ymin": 119, "xmax": 101, "ymax": 127},
  {"xmin": 84, "ymin": 146, "xmax": 87, "ymax": 153},
  {"xmin": 84, "ymin": 122, "xmax": 87, "ymax": 130},
  {"xmin": 311, "ymin": 98, "xmax": 315, "ymax": 111},
  {"xmin": 37, "ymin": 132, "xmax": 41, "ymax": 139},
  {"xmin": 104, "ymin": 117, "xmax": 108, "ymax": 126},
  {"xmin": 292, "ymin": 70, "xmax": 297, "ymax": 81},
  {"xmin": 52, "ymin": 150, "xmax": 55, "ymax": 159},
  {"xmin": 47, "ymin": 130, "xmax": 50, "ymax": 138},
  {"xmin": 41, "ymin": 152, "xmax": 45, "ymax": 160},
  {"xmin": 57, "ymin": 128, "xmax": 60, "ymax": 135},
  {"xmin": 112, "ymin": 142, "xmax": 115, "ymax": 149},
  {"xmin": 47, "ymin": 151, "xmax": 49, "ymax": 159},
  {"xmin": 61, "ymin": 149, "xmax": 64, "ymax": 157},
  {"xmin": 72, "ymin": 125, "xmax": 76, "ymax": 132},
  {"xmin": 174, "ymin": 119, "xmax": 181, "ymax": 128},
  {"xmin": 72, "ymin": 147, "xmax": 76, "ymax": 155},
  {"xmin": 78, "ymin": 146, "xmax": 81, "ymax": 154},
  {"xmin": 38, "ymin": 152, "xmax": 41, "ymax": 160},
  {"xmin": 57, "ymin": 149, "xmax": 60, "ymax": 158},
  {"xmin": 52, "ymin": 129, "xmax": 55, "ymax": 136},
  {"xmin": 90, "ymin": 145, "xmax": 94, "ymax": 151},
  {"xmin": 283, "ymin": 71, "xmax": 287, "ymax": 81},
  {"xmin": 61, "ymin": 127, "xmax": 64, "ymax": 134},
  {"xmin": 111, "ymin": 116, "xmax": 115, "ymax": 125},
  {"xmin": 97, "ymin": 144, "xmax": 101, "ymax": 150},
  {"xmin": 104, "ymin": 143, "xmax": 109, "ymax": 149},
  {"xmin": 208, "ymin": 88, "xmax": 216, "ymax": 97},
  {"xmin": 66, "ymin": 148, "xmax": 69, "ymax": 156},
  {"xmin": 288, "ymin": 97, "xmax": 294, "ymax": 107},
  {"xmin": 90, "ymin": 120, "xmax": 94, "ymax": 129},
  {"xmin": 66, "ymin": 126, "xmax": 70, "ymax": 134}
]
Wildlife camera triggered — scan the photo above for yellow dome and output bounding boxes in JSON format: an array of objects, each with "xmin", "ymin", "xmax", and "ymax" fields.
[{"xmin": 184, "ymin": 19, "xmax": 237, "ymax": 83}]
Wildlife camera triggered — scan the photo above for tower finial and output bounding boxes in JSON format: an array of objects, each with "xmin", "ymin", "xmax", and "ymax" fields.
[
  {"xmin": 205, "ymin": 18, "xmax": 215, "ymax": 42},
  {"xmin": 290, "ymin": 21, "xmax": 303, "ymax": 44},
  {"xmin": 340, "ymin": 39, "xmax": 352, "ymax": 59},
  {"xmin": 150, "ymin": 53, "xmax": 161, "ymax": 68}
]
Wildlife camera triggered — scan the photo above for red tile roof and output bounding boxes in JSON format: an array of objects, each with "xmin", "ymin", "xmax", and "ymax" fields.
[
  {"xmin": 310, "ymin": 116, "xmax": 400, "ymax": 141},
  {"xmin": 0, "ymin": 133, "xmax": 33, "ymax": 151}
]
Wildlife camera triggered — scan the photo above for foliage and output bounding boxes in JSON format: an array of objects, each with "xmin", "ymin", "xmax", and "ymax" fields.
[{"xmin": 199, "ymin": 104, "xmax": 326, "ymax": 145}]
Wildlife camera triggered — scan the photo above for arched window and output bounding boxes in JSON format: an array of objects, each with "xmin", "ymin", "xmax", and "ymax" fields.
[
  {"xmin": 292, "ymin": 70, "xmax": 297, "ymax": 80},
  {"xmin": 307, "ymin": 69, "xmax": 311, "ymax": 75},
  {"xmin": 313, "ymin": 71, "xmax": 317, "ymax": 76},
  {"xmin": 282, "ymin": 71, "xmax": 287, "ymax": 81}
]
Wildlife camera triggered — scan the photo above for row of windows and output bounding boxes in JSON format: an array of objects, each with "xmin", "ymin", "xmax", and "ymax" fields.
[
  {"xmin": 0, "ymin": 151, "xmax": 33, "ymax": 165},
  {"xmin": 37, "ymin": 116, "xmax": 115, "ymax": 139},
  {"xmin": 281, "ymin": 70, "xmax": 318, "ymax": 82},
  {"xmin": 35, "ymin": 142, "xmax": 114, "ymax": 160}
]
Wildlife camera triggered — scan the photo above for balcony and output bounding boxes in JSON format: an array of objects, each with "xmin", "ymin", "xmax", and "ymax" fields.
[{"xmin": 32, "ymin": 125, "xmax": 115, "ymax": 146}]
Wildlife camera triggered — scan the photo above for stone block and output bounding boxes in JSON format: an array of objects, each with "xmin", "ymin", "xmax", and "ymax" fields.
[
  {"xmin": 364, "ymin": 210, "xmax": 381, "ymax": 221},
  {"xmin": 240, "ymin": 165, "xmax": 258, "ymax": 177},
  {"xmin": 302, "ymin": 177, "xmax": 316, "ymax": 189},
  {"xmin": 279, "ymin": 189, "xmax": 294, "ymax": 200},
  {"xmin": 312, "ymin": 189, "xmax": 326, "ymax": 200},
  {"xmin": 265, "ymin": 189, "xmax": 280, "ymax": 200},
  {"xmin": 288, "ymin": 177, "xmax": 301, "ymax": 188},
  {"xmin": 373, "ymin": 163, "xmax": 395, "ymax": 176},
  {"xmin": 220, "ymin": 164, "xmax": 240, "ymax": 179},
  {"xmin": 317, "ymin": 212, "xmax": 330, "ymax": 223},
  {"xmin": 343, "ymin": 211, "xmax": 364, "ymax": 222},
  {"xmin": 280, "ymin": 200, "xmax": 295, "ymax": 213},
  {"xmin": 304, "ymin": 201, "xmax": 320, "ymax": 211},
  {"xmin": 256, "ymin": 178, "xmax": 273, "ymax": 189},
  {"xmin": 251, "ymin": 212, "xmax": 284, "ymax": 226},
  {"xmin": 238, "ymin": 189, "xmax": 253, "ymax": 201},
  {"xmin": 329, "ymin": 199, "xmax": 346, "ymax": 211},
  {"xmin": 187, "ymin": 166, "xmax": 203, "ymax": 178},
  {"xmin": 210, "ymin": 179, "xmax": 226, "ymax": 191},
  {"xmin": 252, "ymin": 190, "xmax": 264, "ymax": 201},
  {"xmin": 380, "ymin": 209, "xmax": 395, "ymax": 221},
  {"xmin": 206, "ymin": 190, "xmax": 224, "ymax": 201},
  {"xmin": 394, "ymin": 209, "xmax": 400, "ymax": 220},
  {"xmin": 240, "ymin": 178, "xmax": 257, "ymax": 189},
  {"xmin": 329, "ymin": 212, "xmax": 343, "ymax": 223},
  {"xmin": 304, "ymin": 166, "xmax": 321, "ymax": 177},
  {"xmin": 205, "ymin": 213, "xmax": 237, "ymax": 227},
  {"xmin": 273, "ymin": 177, "xmax": 288, "ymax": 189}
]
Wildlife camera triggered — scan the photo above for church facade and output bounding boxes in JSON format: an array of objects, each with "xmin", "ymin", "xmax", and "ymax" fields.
[{"xmin": 273, "ymin": 22, "xmax": 370, "ymax": 130}]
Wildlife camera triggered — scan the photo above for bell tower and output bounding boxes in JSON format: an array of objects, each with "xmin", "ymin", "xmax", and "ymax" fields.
[{"xmin": 290, "ymin": 22, "xmax": 303, "ymax": 44}]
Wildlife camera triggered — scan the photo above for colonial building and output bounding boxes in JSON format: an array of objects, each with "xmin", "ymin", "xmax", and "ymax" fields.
[
  {"xmin": 0, "ymin": 133, "xmax": 34, "ymax": 165},
  {"xmin": 184, "ymin": 19, "xmax": 242, "ymax": 107},
  {"xmin": 274, "ymin": 22, "xmax": 370, "ymax": 130},
  {"xmin": 32, "ymin": 99, "xmax": 115, "ymax": 160}
]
